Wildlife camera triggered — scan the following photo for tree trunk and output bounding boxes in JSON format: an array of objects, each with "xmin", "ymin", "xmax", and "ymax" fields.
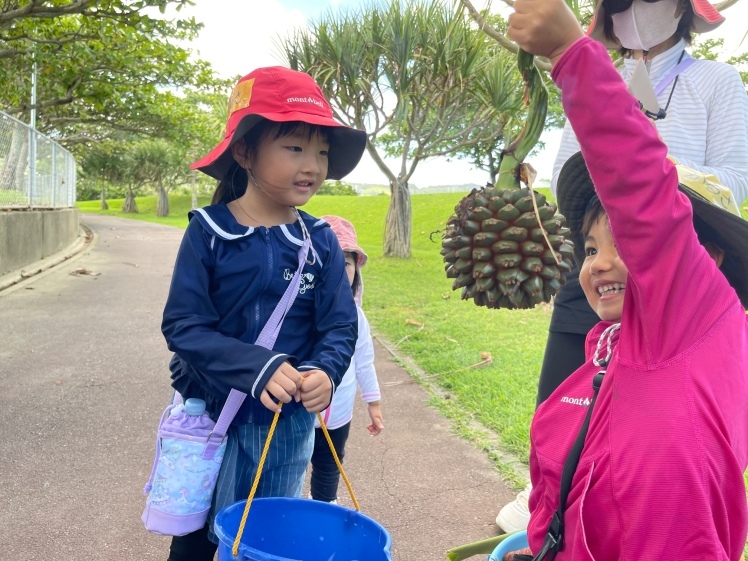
[
  {"xmin": 100, "ymin": 184, "xmax": 108, "ymax": 210},
  {"xmin": 157, "ymin": 183, "xmax": 169, "ymax": 217},
  {"xmin": 122, "ymin": 186, "xmax": 138, "ymax": 213},
  {"xmin": 0, "ymin": 129, "xmax": 28, "ymax": 191},
  {"xmin": 383, "ymin": 177, "xmax": 412, "ymax": 258}
]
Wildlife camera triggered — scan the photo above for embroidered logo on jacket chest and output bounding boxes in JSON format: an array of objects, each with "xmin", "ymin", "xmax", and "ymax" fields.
[
  {"xmin": 283, "ymin": 269, "xmax": 316, "ymax": 294},
  {"xmin": 560, "ymin": 395, "xmax": 591, "ymax": 407}
]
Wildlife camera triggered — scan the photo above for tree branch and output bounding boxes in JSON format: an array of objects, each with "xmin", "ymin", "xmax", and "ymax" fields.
[
  {"xmin": 0, "ymin": 0, "xmax": 96, "ymax": 28},
  {"xmin": 7, "ymin": 94, "xmax": 75, "ymax": 115},
  {"xmin": 0, "ymin": 46, "xmax": 31, "ymax": 59},
  {"xmin": 458, "ymin": 0, "xmax": 552, "ymax": 72},
  {"xmin": 713, "ymin": 0, "xmax": 741, "ymax": 10},
  {"xmin": 365, "ymin": 140, "xmax": 397, "ymax": 184}
]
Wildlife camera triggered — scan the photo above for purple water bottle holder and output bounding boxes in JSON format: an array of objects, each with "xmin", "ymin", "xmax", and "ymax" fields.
[{"xmin": 142, "ymin": 216, "xmax": 313, "ymax": 536}]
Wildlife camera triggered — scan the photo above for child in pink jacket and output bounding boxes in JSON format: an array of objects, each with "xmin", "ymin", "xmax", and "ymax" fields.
[{"xmin": 506, "ymin": 2, "xmax": 748, "ymax": 559}]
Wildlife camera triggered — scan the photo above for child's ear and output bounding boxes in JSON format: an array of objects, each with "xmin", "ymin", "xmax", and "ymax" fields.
[{"xmin": 231, "ymin": 140, "xmax": 252, "ymax": 169}]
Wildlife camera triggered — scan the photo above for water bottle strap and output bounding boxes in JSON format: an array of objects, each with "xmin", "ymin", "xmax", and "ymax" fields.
[{"xmin": 203, "ymin": 389, "xmax": 247, "ymax": 459}]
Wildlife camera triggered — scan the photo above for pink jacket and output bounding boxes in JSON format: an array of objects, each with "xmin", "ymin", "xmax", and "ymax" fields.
[{"xmin": 527, "ymin": 37, "xmax": 748, "ymax": 560}]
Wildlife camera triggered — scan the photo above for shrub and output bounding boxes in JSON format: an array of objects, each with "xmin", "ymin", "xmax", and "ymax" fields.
[{"xmin": 317, "ymin": 180, "xmax": 357, "ymax": 196}]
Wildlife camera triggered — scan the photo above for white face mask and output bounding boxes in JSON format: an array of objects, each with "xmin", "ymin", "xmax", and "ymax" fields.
[{"xmin": 611, "ymin": 0, "xmax": 682, "ymax": 51}]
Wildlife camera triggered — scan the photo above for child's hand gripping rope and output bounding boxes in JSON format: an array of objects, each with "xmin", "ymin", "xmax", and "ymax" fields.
[
  {"xmin": 261, "ymin": 362, "xmax": 305, "ymax": 412},
  {"xmin": 299, "ymin": 369, "xmax": 333, "ymax": 412},
  {"xmin": 260, "ymin": 366, "xmax": 333, "ymax": 413}
]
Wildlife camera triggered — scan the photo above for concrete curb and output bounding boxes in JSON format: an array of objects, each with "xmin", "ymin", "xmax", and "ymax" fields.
[
  {"xmin": 0, "ymin": 224, "xmax": 97, "ymax": 292},
  {"xmin": 0, "ymin": 223, "xmax": 96, "ymax": 293}
]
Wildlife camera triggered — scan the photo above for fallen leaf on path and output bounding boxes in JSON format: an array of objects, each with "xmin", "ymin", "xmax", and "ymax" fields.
[{"xmin": 70, "ymin": 267, "xmax": 100, "ymax": 277}]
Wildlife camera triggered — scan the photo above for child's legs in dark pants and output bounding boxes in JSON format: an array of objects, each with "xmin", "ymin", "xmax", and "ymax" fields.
[
  {"xmin": 535, "ymin": 330, "xmax": 588, "ymax": 408},
  {"xmin": 310, "ymin": 422, "xmax": 351, "ymax": 502},
  {"xmin": 168, "ymin": 524, "xmax": 217, "ymax": 561}
]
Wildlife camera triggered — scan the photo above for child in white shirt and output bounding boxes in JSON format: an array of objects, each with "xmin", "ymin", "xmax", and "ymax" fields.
[{"xmin": 309, "ymin": 215, "xmax": 383, "ymax": 503}]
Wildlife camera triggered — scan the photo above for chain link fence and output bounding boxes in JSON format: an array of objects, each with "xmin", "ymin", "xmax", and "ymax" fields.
[{"xmin": 0, "ymin": 110, "xmax": 76, "ymax": 209}]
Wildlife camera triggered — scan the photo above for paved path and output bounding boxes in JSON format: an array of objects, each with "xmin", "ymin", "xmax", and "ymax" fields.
[{"xmin": 0, "ymin": 214, "xmax": 515, "ymax": 560}]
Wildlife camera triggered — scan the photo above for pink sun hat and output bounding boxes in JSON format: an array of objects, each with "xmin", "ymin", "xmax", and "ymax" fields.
[
  {"xmin": 322, "ymin": 215, "xmax": 368, "ymax": 268},
  {"xmin": 322, "ymin": 215, "xmax": 368, "ymax": 306}
]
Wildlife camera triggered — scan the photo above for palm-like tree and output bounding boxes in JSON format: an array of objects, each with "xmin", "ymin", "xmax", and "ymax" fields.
[{"xmin": 279, "ymin": 0, "xmax": 524, "ymax": 258}]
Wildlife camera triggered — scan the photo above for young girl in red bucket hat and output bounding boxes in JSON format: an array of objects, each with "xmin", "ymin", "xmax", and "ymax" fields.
[
  {"xmin": 498, "ymin": 2, "xmax": 748, "ymax": 558},
  {"xmin": 160, "ymin": 66, "xmax": 366, "ymax": 560},
  {"xmin": 309, "ymin": 215, "xmax": 384, "ymax": 505},
  {"xmin": 497, "ymin": 0, "xmax": 748, "ymax": 533}
]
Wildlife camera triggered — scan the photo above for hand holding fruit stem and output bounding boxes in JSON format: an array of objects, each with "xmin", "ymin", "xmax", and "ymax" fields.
[{"xmin": 507, "ymin": 0, "xmax": 584, "ymax": 66}]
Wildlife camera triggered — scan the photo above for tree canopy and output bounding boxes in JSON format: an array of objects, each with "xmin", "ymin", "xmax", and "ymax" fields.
[
  {"xmin": 1, "ymin": 0, "xmax": 233, "ymax": 215},
  {"xmin": 0, "ymin": 1, "xmax": 226, "ymax": 151}
]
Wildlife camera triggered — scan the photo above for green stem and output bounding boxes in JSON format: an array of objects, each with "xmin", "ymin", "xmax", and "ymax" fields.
[
  {"xmin": 498, "ymin": 49, "xmax": 548, "ymax": 191},
  {"xmin": 495, "ymin": 151, "xmax": 521, "ymax": 191},
  {"xmin": 445, "ymin": 532, "xmax": 514, "ymax": 561}
]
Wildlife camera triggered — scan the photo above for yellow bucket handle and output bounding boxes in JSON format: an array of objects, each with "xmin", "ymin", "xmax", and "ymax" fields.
[{"xmin": 231, "ymin": 404, "xmax": 360, "ymax": 557}]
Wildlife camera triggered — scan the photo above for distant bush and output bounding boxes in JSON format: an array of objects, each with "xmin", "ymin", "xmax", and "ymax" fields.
[{"xmin": 317, "ymin": 180, "xmax": 357, "ymax": 196}]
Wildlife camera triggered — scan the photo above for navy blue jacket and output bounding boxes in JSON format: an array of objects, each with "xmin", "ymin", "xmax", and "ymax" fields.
[{"xmin": 162, "ymin": 204, "xmax": 358, "ymax": 425}]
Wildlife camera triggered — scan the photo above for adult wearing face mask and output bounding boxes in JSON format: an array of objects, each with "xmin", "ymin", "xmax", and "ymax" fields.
[{"xmin": 495, "ymin": 0, "xmax": 748, "ymax": 534}]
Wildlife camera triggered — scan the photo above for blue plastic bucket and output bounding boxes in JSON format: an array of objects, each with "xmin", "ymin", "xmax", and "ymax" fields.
[
  {"xmin": 215, "ymin": 498, "xmax": 392, "ymax": 561},
  {"xmin": 487, "ymin": 531, "xmax": 528, "ymax": 561}
]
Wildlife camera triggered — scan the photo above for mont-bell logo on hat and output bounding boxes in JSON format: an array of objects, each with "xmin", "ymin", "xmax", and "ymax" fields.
[{"xmin": 286, "ymin": 96, "xmax": 325, "ymax": 109}]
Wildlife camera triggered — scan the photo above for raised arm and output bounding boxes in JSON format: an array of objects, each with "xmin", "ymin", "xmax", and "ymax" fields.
[{"xmin": 509, "ymin": 0, "xmax": 737, "ymax": 362}]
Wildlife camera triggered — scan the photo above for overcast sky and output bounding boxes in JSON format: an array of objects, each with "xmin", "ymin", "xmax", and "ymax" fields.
[{"xmin": 177, "ymin": 0, "xmax": 748, "ymax": 187}]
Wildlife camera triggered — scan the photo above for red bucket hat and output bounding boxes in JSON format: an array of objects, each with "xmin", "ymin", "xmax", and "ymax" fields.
[
  {"xmin": 587, "ymin": 0, "xmax": 725, "ymax": 49},
  {"xmin": 191, "ymin": 66, "xmax": 367, "ymax": 182}
]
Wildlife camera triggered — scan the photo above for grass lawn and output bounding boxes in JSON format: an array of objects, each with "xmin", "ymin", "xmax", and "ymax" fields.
[{"xmin": 80, "ymin": 193, "xmax": 748, "ymax": 552}]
